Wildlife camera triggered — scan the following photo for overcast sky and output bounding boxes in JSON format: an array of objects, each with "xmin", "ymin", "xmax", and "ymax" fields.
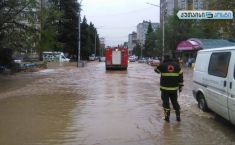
[{"xmin": 81, "ymin": 0, "xmax": 160, "ymax": 46}]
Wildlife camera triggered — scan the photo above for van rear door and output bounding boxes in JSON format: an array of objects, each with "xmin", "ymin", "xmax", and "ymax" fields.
[{"xmin": 228, "ymin": 51, "xmax": 235, "ymax": 124}]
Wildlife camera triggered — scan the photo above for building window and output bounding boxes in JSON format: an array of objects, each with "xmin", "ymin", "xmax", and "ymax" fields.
[
  {"xmin": 200, "ymin": 2, "xmax": 204, "ymax": 9},
  {"xmin": 208, "ymin": 52, "xmax": 231, "ymax": 78}
]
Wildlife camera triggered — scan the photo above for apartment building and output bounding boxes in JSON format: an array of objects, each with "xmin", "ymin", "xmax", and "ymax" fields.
[
  {"xmin": 100, "ymin": 37, "xmax": 105, "ymax": 56},
  {"xmin": 137, "ymin": 21, "xmax": 160, "ymax": 45},
  {"xmin": 160, "ymin": 0, "xmax": 207, "ymax": 25},
  {"xmin": 128, "ymin": 32, "xmax": 138, "ymax": 54},
  {"xmin": 178, "ymin": 0, "xmax": 207, "ymax": 10}
]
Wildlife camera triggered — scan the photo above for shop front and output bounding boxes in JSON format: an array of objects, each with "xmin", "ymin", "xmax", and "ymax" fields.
[{"xmin": 176, "ymin": 38, "xmax": 235, "ymax": 67}]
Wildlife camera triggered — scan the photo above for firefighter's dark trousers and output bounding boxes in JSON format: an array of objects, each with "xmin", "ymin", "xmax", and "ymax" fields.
[{"xmin": 161, "ymin": 90, "xmax": 180, "ymax": 117}]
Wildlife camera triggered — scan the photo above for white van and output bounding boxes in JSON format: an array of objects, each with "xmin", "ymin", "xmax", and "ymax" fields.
[
  {"xmin": 43, "ymin": 52, "xmax": 70, "ymax": 62},
  {"xmin": 193, "ymin": 46, "xmax": 235, "ymax": 125}
]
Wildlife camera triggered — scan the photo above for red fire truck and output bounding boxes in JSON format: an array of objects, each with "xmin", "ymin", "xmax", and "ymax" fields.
[{"xmin": 105, "ymin": 47, "xmax": 128, "ymax": 70}]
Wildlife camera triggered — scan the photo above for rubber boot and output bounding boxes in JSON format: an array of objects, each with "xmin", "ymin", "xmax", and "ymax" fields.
[
  {"xmin": 164, "ymin": 109, "xmax": 170, "ymax": 122},
  {"xmin": 176, "ymin": 110, "xmax": 181, "ymax": 121}
]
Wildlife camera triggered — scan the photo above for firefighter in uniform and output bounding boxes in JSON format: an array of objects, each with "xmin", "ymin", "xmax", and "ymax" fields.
[{"xmin": 154, "ymin": 55, "xmax": 184, "ymax": 122}]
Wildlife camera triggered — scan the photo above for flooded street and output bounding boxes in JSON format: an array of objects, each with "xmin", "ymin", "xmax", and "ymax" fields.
[{"xmin": 0, "ymin": 62, "xmax": 235, "ymax": 145}]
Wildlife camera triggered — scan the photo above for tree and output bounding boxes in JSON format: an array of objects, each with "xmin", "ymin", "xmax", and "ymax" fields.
[
  {"xmin": 153, "ymin": 9, "xmax": 219, "ymax": 55},
  {"xmin": 37, "ymin": 0, "xmax": 81, "ymax": 58},
  {"xmin": 37, "ymin": 5, "xmax": 63, "ymax": 54},
  {"xmin": 59, "ymin": 0, "xmax": 79, "ymax": 57},
  {"xmin": 144, "ymin": 22, "xmax": 157, "ymax": 57},
  {"xmin": 79, "ymin": 17, "xmax": 101, "ymax": 60},
  {"xmin": 0, "ymin": 0, "xmax": 38, "ymax": 66},
  {"xmin": 206, "ymin": 0, "xmax": 235, "ymax": 39},
  {"xmin": 147, "ymin": 22, "xmax": 153, "ymax": 34},
  {"xmin": 80, "ymin": 16, "xmax": 91, "ymax": 60},
  {"xmin": 133, "ymin": 42, "xmax": 142, "ymax": 58},
  {"xmin": 144, "ymin": 1, "xmax": 235, "ymax": 58}
]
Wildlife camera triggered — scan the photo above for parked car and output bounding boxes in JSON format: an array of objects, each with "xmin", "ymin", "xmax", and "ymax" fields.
[
  {"xmin": 138, "ymin": 58, "xmax": 147, "ymax": 63},
  {"xmin": 89, "ymin": 54, "xmax": 95, "ymax": 61},
  {"xmin": 128, "ymin": 56, "xmax": 136, "ymax": 62},
  {"xmin": 147, "ymin": 58, "xmax": 153, "ymax": 65},
  {"xmin": 14, "ymin": 59, "xmax": 22, "ymax": 63},
  {"xmin": 150, "ymin": 59, "xmax": 160, "ymax": 66},
  {"xmin": 99, "ymin": 57, "xmax": 106, "ymax": 62},
  {"xmin": 43, "ymin": 52, "xmax": 70, "ymax": 62},
  {"xmin": 192, "ymin": 46, "xmax": 235, "ymax": 125}
]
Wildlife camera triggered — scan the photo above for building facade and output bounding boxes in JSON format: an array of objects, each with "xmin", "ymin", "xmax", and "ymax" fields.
[
  {"xmin": 137, "ymin": 21, "xmax": 160, "ymax": 45},
  {"xmin": 178, "ymin": 0, "xmax": 207, "ymax": 10},
  {"xmin": 160, "ymin": 0, "xmax": 208, "ymax": 25},
  {"xmin": 192, "ymin": 0, "xmax": 208, "ymax": 10},
  {"xmin": 100, "ymin": 37, "xmax": 105, "ymax": 56},
  {"xmin": 39, "ymin": 0, "xmax": 50, "ymax": 8},
  {"xmin": 128, "ymin": 32, "xmax": 138, "ymax": 54}
]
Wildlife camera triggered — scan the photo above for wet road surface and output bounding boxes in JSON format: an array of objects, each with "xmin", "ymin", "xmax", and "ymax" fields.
[{"xmin": 0, "ymin": 62, "xmax": 235, "ymax": 145}]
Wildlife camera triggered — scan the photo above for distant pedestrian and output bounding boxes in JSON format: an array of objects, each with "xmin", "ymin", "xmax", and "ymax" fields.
[
  {"xmin": 188, "ymin": 57, "xmax": 192, "ymax": 68},
  {"xmin": 154, "ymin": 54, "xmax": 184, "ymax": 122},
  {"xmin": 178, "ymin": 57, "xmax": 183, "ymax": 68}
]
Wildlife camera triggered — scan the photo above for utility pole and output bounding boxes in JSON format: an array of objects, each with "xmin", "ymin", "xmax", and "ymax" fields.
[
  {"xmin": 162, "ymin": 9, "xmax": 165, "ymax": 56},
  {"xmin": 146, "ymin": 2, "xmax": 164, "ymax": 56},
  {"xmin": 94, "ymin": 32, "xmax": 96, "ymax": 57},
  {"xmin": 140, "ymin": 43, "xmax": 143, "ymax": 59},
  {"xmin": 40, "ymin": 0, "xmax": 43, "ymax": 41},
  {"xmin": 77, "ymin": 0, "xmax": 83, "ymax": 67}
]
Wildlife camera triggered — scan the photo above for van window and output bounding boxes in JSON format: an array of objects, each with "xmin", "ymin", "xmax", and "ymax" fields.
[
  {"xmin": 194, "ymin": 53, "xmax": 210, "ymax": 72},
  {"xmin": 208, "ymin": 52, "xmax": 231, "ymax": 78}
]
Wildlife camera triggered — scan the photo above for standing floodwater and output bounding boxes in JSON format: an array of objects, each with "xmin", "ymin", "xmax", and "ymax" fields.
[{"xmin": 0, "ymin": 62, "xmax": 234, "ymax": 145}]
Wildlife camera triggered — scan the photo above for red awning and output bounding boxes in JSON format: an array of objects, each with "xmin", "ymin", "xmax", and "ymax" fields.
[{"xmin": 177, "ymin": 40, "xmax": 201, "ymax": 51}]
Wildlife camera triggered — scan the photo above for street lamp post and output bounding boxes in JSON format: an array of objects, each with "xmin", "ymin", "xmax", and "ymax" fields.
[
  {"xmin": 141, "ymin": 44, "xmax": 142, "ymax": 59},
  {"xmin": 94, "ymin": 32, "xmax": 97, "ymax": 57},
  {"xmin": 146, "ymin": 2, "xmax": 165, "ymax": 56},
  {"xmin": 162, "ymin": 8, "xmax": 165, "ymax": 56},
  {"xmin": 77, "ymin": 0, "xmax": 83, "ymax": 67}
]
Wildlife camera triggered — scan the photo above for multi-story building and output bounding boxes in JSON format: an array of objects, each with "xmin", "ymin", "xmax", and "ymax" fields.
[
  {"xmin": 123, "ymin": 42, "xmax": 128, "ymax": 48},
  {"xmin": 128, "ymin": 32, "xmax": 138, "ymax": 54},
  {"xmin": 160, "ymin": 0, "xmax": 178, "ymax": 26},
  {"xmin": 178, "ymin": 0, "xmax": 187, "ymax": 9},
  {"xmin": 39, "ymin": 0, "xmax": 50, "ymax": 8},
  {"xmin": 160, "ymin": 0, "xmax": 208, "ymax": 24},
  {"xmin": 178, "ymin": 0, "xmax": 207, "ymax": 10},
  {"xmin": 100, "ymin": 37, "xmax": 105, "ymax": 56},
  {"xmin": 137, "ymin": 21, "xmax": 160, "ymax": 45},
  {"xmin": 192, "ymin": 0, "xmax": 208, "ymax": 10}
]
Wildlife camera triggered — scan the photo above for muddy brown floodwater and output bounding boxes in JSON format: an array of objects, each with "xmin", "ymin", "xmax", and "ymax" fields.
[{"xmin": 0, "ymin": 62, "xmax": 235, "ymax": 145}]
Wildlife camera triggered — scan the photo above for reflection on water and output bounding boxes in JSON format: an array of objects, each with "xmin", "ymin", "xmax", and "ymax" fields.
[
  {"xmin": 0, "ymin": 94, "xmax": 81, "ymax": 145},
  {"xmin": 0, "ymin": 62, "xmax": 235, "ymax": 145}
]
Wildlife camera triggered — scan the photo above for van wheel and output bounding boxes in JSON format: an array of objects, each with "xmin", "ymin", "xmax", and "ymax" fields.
[{"xmin": 198, "ymin": 93, "xmax": 208, "ymax": 112}]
